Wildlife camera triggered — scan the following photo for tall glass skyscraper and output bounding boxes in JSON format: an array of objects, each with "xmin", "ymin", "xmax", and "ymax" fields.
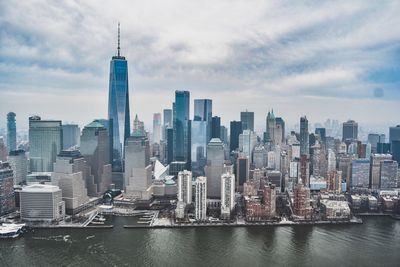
[
  {"xmin": 29, "ymin": 116, "xmax": 63, "ymax": 172},
  {"xmin": 300, "ymin": 116, "xmax": 309, "ymax": 157},
  {"xmin": 174, "ymin": 91, "xmax": 191, "ymax": 168},
  {"xmin": 108, "ymin": 23, "xmax": 130, "ymax": 170},
  {"xmin": 240, "ymin": 111, "xmax": 254, "ymax": 132},
  {"xmin": 7, "ymin": 112, "xmax": 16, "ymax": 152}
]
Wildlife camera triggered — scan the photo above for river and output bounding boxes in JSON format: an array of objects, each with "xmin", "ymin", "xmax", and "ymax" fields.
[{"xmin": 1, "ymin": 216, "xmax": 399, "ymax": 266}]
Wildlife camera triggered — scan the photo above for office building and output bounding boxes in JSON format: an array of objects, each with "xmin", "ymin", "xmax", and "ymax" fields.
[
  {"xmin": 0, "ymin": 162, "xmax": 15, "ymax": 216},
  {"xmin": 221, "ymin": 172, "xmax": 235, "ymax": 219},
  {"xmin": 370, "ymin": 154, "xmax": 392, "ymax": 189},
  {"xmin": 315, "ymin": 128, "xmax": 326, "ymax": 144},
  {"xmin": 194, "ymin": 99, "xmax": 212, "ymax": 140},
  {"xmin": 51, "ymin": 150, "xmax": 90, "ymax": 214},
  {"xmin": 275, "ymin": 117, "xmax": 285, "ymax": 144},
  {"xmin": 389, "ymin": 125, "xmax": 400, "ymax": 164},
  {"xmin": 205, "ymin": 138, "xmax": 225, "ymax": 198},
  {"xmin": 241, "ymin": 111, "xmax": 254, "ymax": 132},
  {"xmin": 220, "ymin": 126, "xmax": 228, "ymax": 144},
  {"xmin": 7, "ymin": 112, "xmax": 16, "ymax": 152},
  {"xmin": 29, "ymin": 116, "xmax": 62, "ymax": 172},
  {"xmin": 238, "ymin": 130, "xmax": 257, "ymax": 160},
  {"xmin": 191, "ymin": 120, "xmax": 208, "ymax": 175},
  {"xmin": 108, "ymin": 24, "xmax": 130, "ymax": 169},
  {"xmin": 173, "ymin": 91, "xmax": 191, "ymax": 168},
  {"xmin": 368, "ymin": 134, "xmax": 385, "ymax": 153},
  {"xmin": 253, "ymin": 145, "xmax": 267, "ymax": 169},
  {"xmin": 80, "ymin": 120, "xmax": 112, "ymax": 196},
  {"xmin": 211, "ymin": 116, "xmax": 221, "ymax": 139},
  {"xmin": 7, "ymin": 149, "xmax": 28, "ymax": 185},
  {"xmin": 350, "ymin": 159, "xmax": 370, "ymax": 189},
  {"xmin": 166, "ymin": 127, "xmax": 174, "ymax": 164},
  {"xmin": 236, "ymin": 155, "xmax": 249, "ymax": 190},
  {"xmin": 0, "ymin": 138, "xmax": 7, "ymax": 162},
  {"xmin": 195, "ymin": 176, "xmax": 207, "ymax": 221},
  {"xmin": 300, "ymin": 116, "xmax": 309, "ymax": 157},
  {"xmin": 380, "ymin": 160, "xmax": 399, "ymax": 189},
  {"xmin": 124, "ymin": 133, "xmax": 152, "ymax": 200},
  {"xmin": 178, "ymin": 170, "xmax": 192, "ymax": 204},
  {"xmin": 20, "ymin": 184, "xmax": 65, "ymax": 222},
  {"xmin": 230, "ymin": 121, "xmax": 243, "ymax": 152},
  {"xmin": 62, "ymin": 124, "xmax": 80, "ymax": 149},
  {"xmin": 162, "ymin": 109, "xmax": 173, "ymax": 141},
  {"xmin": 342, "ymin": 120, "xmax": 358, "ymax": 143},
  {"xmin": 153, "ymin": 113, "xmax": 162, "ymax": 144}
]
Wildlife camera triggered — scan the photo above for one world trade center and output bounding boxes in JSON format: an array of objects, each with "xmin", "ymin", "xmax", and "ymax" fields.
[{"xmin": 108, "ymin": 23, "xmax": 130, "ymax": 171}]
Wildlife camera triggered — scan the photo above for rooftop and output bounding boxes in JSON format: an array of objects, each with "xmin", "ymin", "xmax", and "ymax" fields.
[{"xmin": 22, "ymin": 184, "xmax": 61, "ymax": 193}]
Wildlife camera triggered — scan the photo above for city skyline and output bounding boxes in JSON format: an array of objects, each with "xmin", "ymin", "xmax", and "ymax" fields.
[{"xmin": 1, "ymin": 1, "xmax": 400, "ymax": 133}]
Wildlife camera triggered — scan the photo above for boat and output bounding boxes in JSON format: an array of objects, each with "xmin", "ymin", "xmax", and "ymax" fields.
[
  {"xmin": 0, "ymin": 223, "xmax": 26, "ymax": 239},
  {"xmin": 90, "ymin": 221, "xmax": 105, "ymax": 225},
  {"xmin": 94, "ymin": 215, "xmax": 106, "ymax": 222}
]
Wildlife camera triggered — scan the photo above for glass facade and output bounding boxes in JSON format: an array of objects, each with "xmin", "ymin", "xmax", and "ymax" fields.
[
  {"xmin": 7, "ymin": 112, "xmax": 16, "ymax": 152},
  {"xmin": 29, "ymin": 116, "xmax": 62, "ymax": 172},
  {"xmin": 173, "ymin": 91, "xmax": 190, "ymax": 167},
  {"xmin": 108, "ymin": 57, "xmax": 130, "ymax": 170}
]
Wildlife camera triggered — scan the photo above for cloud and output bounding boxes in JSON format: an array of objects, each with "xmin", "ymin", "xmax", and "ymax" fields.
[{"xmin": 0, "ymin": 0, "xmax": 400, "ymax": 133}]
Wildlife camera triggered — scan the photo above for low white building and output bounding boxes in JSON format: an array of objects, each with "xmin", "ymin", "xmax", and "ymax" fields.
[{"xmin": 20, "ymin": 184, "xmax": 65, "ymax": 222}]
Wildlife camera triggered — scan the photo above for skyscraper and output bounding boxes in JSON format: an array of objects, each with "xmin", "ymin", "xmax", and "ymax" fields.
[
  {"xmin": 300, "ymin": 116, "xmax": 309, "ymax": 157},
  {"xmin": 240, "ymin": 111, "xmax": 254, "ymax": 132},
  {"xmin": 342, "ymin": 120, "xmax": 358, "ymax": 143},
  {"xmin": 194, "ymin": 99, "xmax": 212, "ymax": 130},
  {"xmin": 0, "ymin": 162, "xmax": 15, "ymax": 216},
  {"xmin": 7, "ymin": 112, "xmax": 16, "ymax": 152},
  {"xmin": 153, "ymin": 113, "xmax": 162, "ymax": 144},
  {"xmin": 236, "ymin": 155, "xmax": 249, "ymax": 190},
  {"xmin": 389, "ymin": 125, "xmax": 400, "ymax": 164},
  {"xmin": 29, "ymin": 116, "xmax": 63, "ymax": 172},
  {"xmin": 7, "ymin": 149, "xmax": 28, "ymax": 185},
  {"xmin": 80, "ymin": 120, "xmax": 112, "ymax": 196},
  {"xmin": 51, "ymin": 150, "xmax": 90, "ymax": 214},
  {"xmin": 379, "ymin": 160, "xmax": 399, "ymax": 189},
  {"xmin": 315, "ymin": 128, "xmax": 326, "ymax": 144},
  {"xmin": 162, "ymin": 109, "xmax": 173, "ymax": 141},
  {"xmin": 195, "ymin": 176, "xmax": 207, "ymax": 221},
  {"xmin": 221, "ymin": 172, "xmax": 235, "ymax": 219},
  {"xmin": 173, "ymin": 91, "xmax": 191, "ymax": 168},
  {"xmin": 124, "ymin": 133, "xmax": 152, "ymax": 200},
  {"xmin": 205, "ymin": 138, "xmax": 225, "ymax": 198},
  {"xmin": 177, "ymin": 170, "xmax": 192, "ymax": 204},
  {"xmin": 230, "ymin": 121, "xmax": 243, "ymax": 152},
  {"xmin": 108, "ymin": 23, "xmax": 130, "ymax": 169},
  {"xmin": 350, "ymin": 159, "xmax": 370, "ymax": 189},
  {"xmin": 62, "ymin": 124, "xmax": 80, "ymax": 150},
  {"xmin": 211, "ymin": 116, "xmax": 221, "ymax": 139}
]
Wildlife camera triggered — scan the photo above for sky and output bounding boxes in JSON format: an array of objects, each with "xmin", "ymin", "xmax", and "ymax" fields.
[{"xmin": 0, "ymin": 0, "xmax": 399, "ymax": 134}]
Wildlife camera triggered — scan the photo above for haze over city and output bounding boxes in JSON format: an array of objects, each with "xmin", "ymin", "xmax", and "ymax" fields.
[{"xmin": 1, "ymin": 0, "xmax": 399, "ymax": 133}]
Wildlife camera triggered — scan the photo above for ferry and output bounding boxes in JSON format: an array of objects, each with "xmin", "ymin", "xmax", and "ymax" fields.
[{"xmin": 0, "ymin": 223, "xmax": 26, "ymax": 238}]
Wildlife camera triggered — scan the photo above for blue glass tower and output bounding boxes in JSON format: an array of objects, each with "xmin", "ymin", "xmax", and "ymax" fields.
[
  {"xmin": 173, "ymin": 91, "xmax": 191, "ymax": 169},
  {"xmin": 108, "ymin": 23, "xmax": 130, "ymax": 170},
  {"xmin": 7, "ymin": 112, "xmax": 16, "ymax": 152}
]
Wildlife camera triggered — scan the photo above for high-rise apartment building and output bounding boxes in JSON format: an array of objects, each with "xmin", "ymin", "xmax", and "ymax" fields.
[
  {"xmin": 177, "ymin": 170, "xmax": 192, "ymax": 204},
  {"xmin": 300, "ymin": 116, "xmax": 309, "ymax": 157},
  {"xmin": 389, "ymin": 125, "xmax": 400, "ymax": 164},
  {"xmin": 29, "ymin": 116, "xmax": 62, "ymax": 172},
  {"xmin": 221, "ymin": 172, "xmax": 235, "ymax": 219},
  {"xmin": 350, "ymin": 159, "xmax": 370, "ymax": 189},
  {"xmin": 195, "ymin": 176, "xmax": 207, "ymax": 221},
  {"xmin": 379, "ymin": 160, "xmax": 399, "ymax": 189}
]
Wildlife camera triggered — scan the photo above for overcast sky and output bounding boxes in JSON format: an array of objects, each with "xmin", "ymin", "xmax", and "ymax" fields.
[{"xmin": 0, "ymin": 0, "xmax": 399, "ymax": 134}]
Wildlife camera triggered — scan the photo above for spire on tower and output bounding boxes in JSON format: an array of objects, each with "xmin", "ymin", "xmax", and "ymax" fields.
[{"xmin": 117, "ymin": 22, "xmax": 121, "ymax": 57}]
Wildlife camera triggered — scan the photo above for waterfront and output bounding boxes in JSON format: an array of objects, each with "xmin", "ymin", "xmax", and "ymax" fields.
[{"xmin": 0, "ymin": 216, "xmax": 399, "ymax": 266}]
